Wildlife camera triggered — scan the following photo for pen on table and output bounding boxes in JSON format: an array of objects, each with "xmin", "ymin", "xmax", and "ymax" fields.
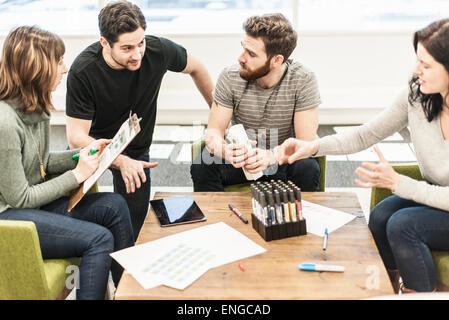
[
  {"xmin": 228, "ymin": 204, "xmax": 248, "ymax": 224},
  {"xmin": 72, "ymin": 149, "xmax": 99, "ymax": 161},
  {"xmin": 298, "ymin": 262, "xmax": 345, "ymax": 272},
  {"xmin": 323, "ymin": 227, "xmax": 328, "ymax": 251}
]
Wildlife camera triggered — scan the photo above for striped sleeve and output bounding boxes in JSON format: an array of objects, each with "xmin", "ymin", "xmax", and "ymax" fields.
[
  {"xmin": 295, "ymin": 71, "xmax": 321, "ymax": 112},
  {"xmin": 213, "ymin": 68, "xmax": 234, "ymax": 109}
]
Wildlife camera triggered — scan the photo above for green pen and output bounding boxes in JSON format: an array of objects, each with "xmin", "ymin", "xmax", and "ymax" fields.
[{"xmin": 72, "ymin": 149, "xmax": 99, "ymax": 161}]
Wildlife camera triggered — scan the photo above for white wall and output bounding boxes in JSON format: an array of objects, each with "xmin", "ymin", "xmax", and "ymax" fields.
[{"xmin": 0, "ymin": 30, "xmax": 417, "ymax": 125}]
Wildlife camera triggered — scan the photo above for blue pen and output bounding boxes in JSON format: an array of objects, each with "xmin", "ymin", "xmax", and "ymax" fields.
[
  {"xmin": 298, "ymin": 263, "xmax": 344, "ymax": 272},
  {"xmin": 323, "ymin": 228, "xmax": 328, "ymax": 251}
]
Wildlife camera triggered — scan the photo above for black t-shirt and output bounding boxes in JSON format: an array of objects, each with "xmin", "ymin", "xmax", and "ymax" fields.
[{"xmin": 66, "ymin": 35, "xmax": 187, "ymax": 158}]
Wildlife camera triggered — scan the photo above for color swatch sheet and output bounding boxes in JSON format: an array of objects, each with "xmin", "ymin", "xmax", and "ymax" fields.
[{"xmin": 110, "ymin": 222, "xmax": 266, "ymax": 290}]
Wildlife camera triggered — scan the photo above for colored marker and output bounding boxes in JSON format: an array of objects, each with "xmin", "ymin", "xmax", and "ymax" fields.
[
  {"xmin": 298, "ymin": 263, "xmax": 344, "ymax": 272},
  {"xmin": 323, "ymin": 228, "xmax": 328, "ymax": 251},
  {"xmin": 228, "ymin": 204, "xmax": 248, "ymax": 224},
  {"xmin": 259, "ymin": 193, "xmax": 268, "ymax": 226},
  {"xmin": 72, "ymin": 149, "xmax": 99, "ymax": 161},
  {"xmin": 266, "ymin": 191, "xmax": 276, "ymax": 225},
  {"xmin": 281, "ymin": 189, "xmax": 290, "ymax": 222},
  {"xmin": 274, "ymin": 190, "xmax": 283, "ymax": 224},
  {"xmin": 288, "ymin": 189, "xmax": 297, "ymax": 222},
  {"xmin": 294, "ymin": 187, "xmax": 303, "ymax": 220}
]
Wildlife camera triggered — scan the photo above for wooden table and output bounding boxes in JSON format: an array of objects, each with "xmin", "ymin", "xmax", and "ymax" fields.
[{"xmin": 115, "ymin": 192, "xmax": 393, "ymax": 300}]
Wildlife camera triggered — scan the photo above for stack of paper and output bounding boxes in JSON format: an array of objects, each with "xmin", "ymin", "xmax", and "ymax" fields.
[{"xmin": 110, "ymin": 222, "xmax": 266, "ymax": 290}]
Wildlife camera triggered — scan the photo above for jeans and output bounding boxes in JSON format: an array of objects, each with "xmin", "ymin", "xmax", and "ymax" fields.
[
  {"xmin": 0, "ymin": 192, "xmax": 134, "ymax": 300},
  {"xmin": 110, "ymin": 152, "xmax": 151, "ymax": 242},
  {"xmin": 368, "ymin": 195, "xmax": 449, "ymax": 292},
  {"xmin": 190, "ymin": 149, "xmax": 320, "ymax": 191}
]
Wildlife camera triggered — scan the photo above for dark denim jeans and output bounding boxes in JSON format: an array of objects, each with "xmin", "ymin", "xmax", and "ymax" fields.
[
  {"xmin": 368, "ymin": 195, "xmax": 449, "ymax": 292},
  {"xmin": 190, "ymin": 149, "xmax": 320, "ymax": 191},
  {"xmin": 0, "ymin": 192, "xmax": 134, "ymax": 300},
  {"xmin": 110, "ymin": 152, "xmax": 151, "ymax": 242}
]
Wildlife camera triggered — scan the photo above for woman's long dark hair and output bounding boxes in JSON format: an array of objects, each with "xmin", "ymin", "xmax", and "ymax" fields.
[{"xmin": 408, "ymin": 18, "xmax": 449, "ymax": 122}]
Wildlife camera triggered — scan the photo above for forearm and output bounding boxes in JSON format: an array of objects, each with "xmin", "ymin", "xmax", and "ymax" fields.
[
  {"xmin": 46, "ymin": 149, "xmax": 80, "ymax": 174},
  {"xmin": 67, "ymin": 131, "xmax": 96, "ymax": 149},
  {"xmin": 1, "ymin": 170, "xmax": 78, "ymax": 209},
  {"xmin": 190, "ymin": 68, "xmax": 214, "ymax": 108},
  {"xmin": 394, "ymin": 175, "xmax": 449, "ymax": 212},
  {"xmin": 316, "ymin": 92, "xmax": 408, "ymax": 157}
]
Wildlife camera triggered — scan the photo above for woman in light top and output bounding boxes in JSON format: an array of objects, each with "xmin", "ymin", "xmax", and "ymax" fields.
[
  {"xmin": 275, "ymin": 18, "xmax": 449, "ymax": 294},
  {"xmin": 0, "ymin": 26, "xmax": 134, "ymax": 299}
]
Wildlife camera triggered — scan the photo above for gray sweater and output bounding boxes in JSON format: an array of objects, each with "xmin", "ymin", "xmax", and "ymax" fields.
[
  {"xmin": 0, "ymin": 100, "xmax": 79, "ymax": 213},
  {"xmin": 317, "ymin": 89, "xmax": 449, "ymax": 212}
]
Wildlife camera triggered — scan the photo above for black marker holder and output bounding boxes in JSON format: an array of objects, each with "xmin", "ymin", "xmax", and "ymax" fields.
[{"xmin": 251, "ymin": 213, "xmax": 307, "ymax": 242}]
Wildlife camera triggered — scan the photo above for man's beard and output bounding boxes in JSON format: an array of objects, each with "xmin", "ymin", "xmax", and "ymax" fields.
[
  {"xmin": 239, "ymin": 59, "xmax": 271, "ymax": 81},
  {"xmin": 110, "ymin": 51, "xmax": 141, "ymax": 71}
]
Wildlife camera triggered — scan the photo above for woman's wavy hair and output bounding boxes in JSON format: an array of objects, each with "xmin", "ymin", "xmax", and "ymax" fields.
[
  {"xmin": 0, "ymin": 25, "xmax": 65, "ymax": 114},
  {"xmin": 409, "ymin": 18, "xmax": 449, "ymax": 122}
]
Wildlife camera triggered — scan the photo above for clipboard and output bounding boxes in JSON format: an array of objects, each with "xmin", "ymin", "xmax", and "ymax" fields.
[{"xmin": 68, "ymin": 112, "xmax": 142, "ymax": 211}]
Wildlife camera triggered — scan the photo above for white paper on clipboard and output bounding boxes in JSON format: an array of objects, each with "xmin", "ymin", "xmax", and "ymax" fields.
[{"xmin": 83, "ymin": 113, "xmax": 141, "ymax": 193}]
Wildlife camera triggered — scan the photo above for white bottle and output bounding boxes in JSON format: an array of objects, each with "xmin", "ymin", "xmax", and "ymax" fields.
[{"xmin": 226, "ymin": 124, "xmax": 263, "ymax": 181}]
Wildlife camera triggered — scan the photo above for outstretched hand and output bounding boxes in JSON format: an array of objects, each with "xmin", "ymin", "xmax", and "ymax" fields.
[
  {"xmin": 354, "ymin": 145, "xmax": 400, "ymax": 191},
  {"xmin": 275, "ymin": 138, "xmax": 319, "ymax": 165}
]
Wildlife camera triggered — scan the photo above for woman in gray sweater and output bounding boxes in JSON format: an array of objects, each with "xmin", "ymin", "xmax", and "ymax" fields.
[
  {"xmin": 0, "ymin": 26, "xmax": 134, "ymax": 299},
  {"xmin": 275, "ymin": 19, "xmax": 449, "ymax": 294}
]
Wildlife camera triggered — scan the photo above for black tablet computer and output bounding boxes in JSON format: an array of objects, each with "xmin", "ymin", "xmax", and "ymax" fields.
[{"xmin": 150, "ymin": 195, "xmax": 206, "ymax": 227}]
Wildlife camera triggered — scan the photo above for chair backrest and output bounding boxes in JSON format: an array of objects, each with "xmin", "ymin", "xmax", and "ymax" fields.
[
  {"xmin": 0, "ymin": 220, "xmax": 50, "ymax": 299},
  {"xmin": 369, "ymin": 163, "xmax": 422, "ymax": 210}
]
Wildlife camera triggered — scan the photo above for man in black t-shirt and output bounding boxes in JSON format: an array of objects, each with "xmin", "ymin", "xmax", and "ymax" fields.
[{"xmin": 66, "ymin": 1, "xmax": 213, "ymax": 241}]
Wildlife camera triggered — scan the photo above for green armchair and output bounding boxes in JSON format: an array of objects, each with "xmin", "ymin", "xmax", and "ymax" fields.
[
  {"xmin": 0, "ymin": 182, "xmax": 98, "ymax": 300},
  {"xmin": 370, "ymin": 163, "xmax": 449, "ymax": 291},
  {"xmin": 192, "ymin": 139, "xmax": 326, "ymax": 192}
]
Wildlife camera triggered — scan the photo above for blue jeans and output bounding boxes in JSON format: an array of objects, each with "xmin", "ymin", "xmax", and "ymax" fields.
[
  {"xmin": 0, "ymin": 192, "xmax": 134, "ymax": 300},
  {"xmin": 110, "ymin": 152, "xmax": 151, "ymax": 242},
  {"xmin": 190, "ymin": 149, "xmax": 320, "ymax": 191},
  {"xmin": 368, "ymin": 195, "xmax": 449, "ymax": 292}
]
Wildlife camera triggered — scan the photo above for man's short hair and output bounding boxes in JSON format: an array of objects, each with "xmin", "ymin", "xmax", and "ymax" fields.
[
  {"xmin": 243, "ymin": 13, "xmax": 297, "ymax": 61},
  {"xmin": 99, "ymin": 0, "xmax": 146, "ymax": 45}
]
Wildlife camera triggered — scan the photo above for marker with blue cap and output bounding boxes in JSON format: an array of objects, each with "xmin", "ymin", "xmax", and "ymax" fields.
[
  {"xmin": 298, "ymin": 263, "xmax": 345, "ymax": 272},
  {"xmin": 323, "ymin": 227, "xmax": 328, "ymax": 251}
]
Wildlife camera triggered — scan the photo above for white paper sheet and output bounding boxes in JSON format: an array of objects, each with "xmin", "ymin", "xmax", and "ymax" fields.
[
  {"xmin": 83, "ymin": 115, "xmax": 139, "ymax": 193},
  {"xmin": 129, "ymin": 244, "xmax": 215, "ymax": 290},
  {"xmin": 301, "ymin": 200, "xmax": 356, "ymax": 236},
  {"xmin": 110, "ymin": 222, "xmax": 266, "ymax": 290}
]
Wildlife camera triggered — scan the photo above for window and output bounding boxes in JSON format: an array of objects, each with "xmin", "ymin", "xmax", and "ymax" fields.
[
  {"xmin": 0, "ymin": 0, "xmax": 448, "ymax": 34},
  {"xmin": 297, "ymin": 0, "xmax": 449, "ymax": 32},
  {"xmin": 0, "ymin": 0, "xmax": 98, "ymax": 34},
  {"xmin": 108, "ymin": 0, "xmax": 294, "ymax": 34}
]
